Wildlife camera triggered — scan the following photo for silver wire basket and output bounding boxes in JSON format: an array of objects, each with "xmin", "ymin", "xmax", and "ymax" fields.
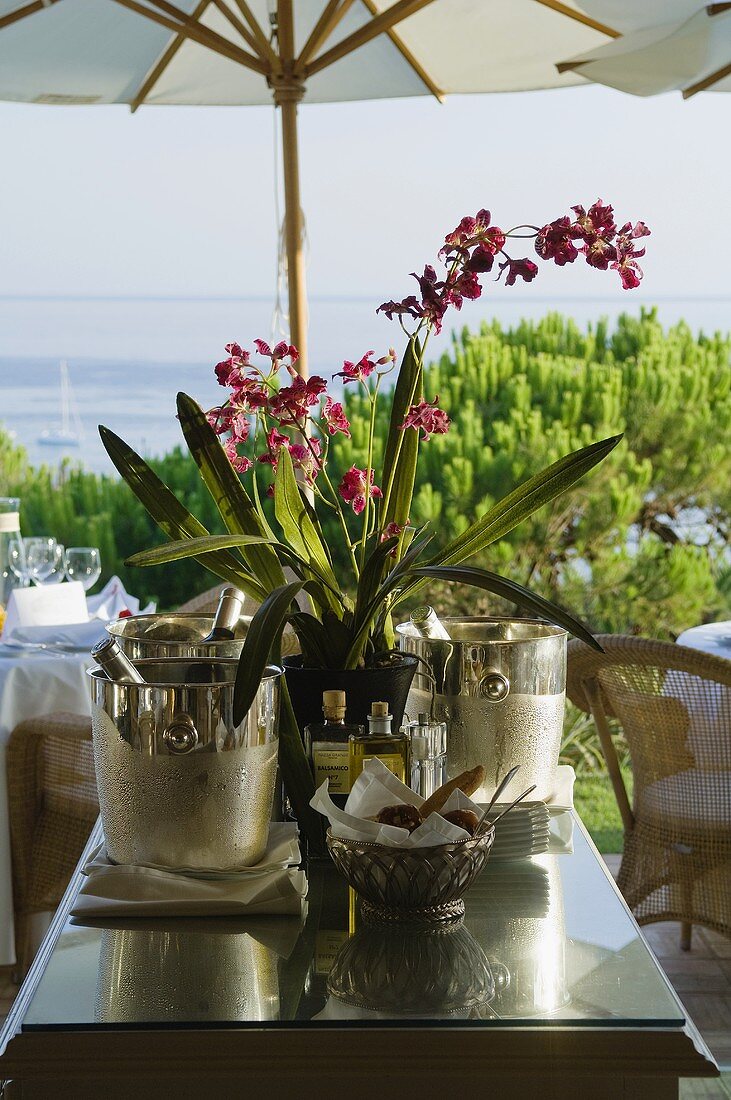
[{"xmin": 326, "ymin": 827, "xmax": 495, "ymax": 924}]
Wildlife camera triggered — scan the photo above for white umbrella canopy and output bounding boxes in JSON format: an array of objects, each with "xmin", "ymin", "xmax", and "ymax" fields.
[
  {"xmin": 558, "ymin": 3, "xmax": 731, "ymax": 98},
  {"xmin": 0, "ymin": 0, "xmax": 652, "ymax": 374}
]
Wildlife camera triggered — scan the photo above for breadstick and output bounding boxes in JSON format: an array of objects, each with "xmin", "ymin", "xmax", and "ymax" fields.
[{"xmin": 420, "ymin": 765, "xmax": 485, "ymax": 818}]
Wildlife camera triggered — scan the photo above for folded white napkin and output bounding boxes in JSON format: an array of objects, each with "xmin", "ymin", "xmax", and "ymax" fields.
[
  {"xmin": 1, "ymin": 580, "xmax": 88, "ymax": 639},
  {"xmin": 72, "ymin": 822, "xmax": 306, "ymax": 918},
  {"xmin": 71, "ymin": 864, "xmax": 308, "ymax": 918},
  {"xmin": 545, "ymin": 765, "xmax": 576, "ymax": 814},
  {"xmin": 87, "ymin": 575, "xmax": 156, "ymax": 621},
  {"xmin": 7, "ymin": 619, "xmax": 107, "ymax": 649},
  {"xmin": 84, "ymin": 822, "xmax": 301, "ymax": 879}
]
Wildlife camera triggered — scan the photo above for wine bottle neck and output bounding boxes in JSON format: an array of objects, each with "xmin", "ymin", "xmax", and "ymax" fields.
[
  {"xmin": 91, "ymin": 637, "xmax": 146, "ymax": 684},
  {"xmin": 202, "ymin": 586, "xmax": 244, "ymax": 642}
]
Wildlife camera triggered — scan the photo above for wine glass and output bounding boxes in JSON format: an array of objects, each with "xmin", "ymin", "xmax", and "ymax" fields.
[
  {"xmin": 27, "ymin": 538, "xmax": 64, "ymax": 585},
  {"xmin": 64, "ymin": 547, "xmax": 102, "ymax": 592},
  {"xmin": 8, "ymin": 537, "xmax": 32, "ymax": 587}
]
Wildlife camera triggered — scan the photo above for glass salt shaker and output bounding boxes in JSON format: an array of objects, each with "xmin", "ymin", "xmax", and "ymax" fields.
[{"xmin": 406, "ymin": 712, "xmax": 447, "ymax": 800}]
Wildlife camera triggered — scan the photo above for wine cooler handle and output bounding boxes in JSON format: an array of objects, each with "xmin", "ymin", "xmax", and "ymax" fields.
[
  {"xmin": 162, "ymin": 714, "xmax": 199, "ymax": 754},
  {"xmin": 479, "ymin": 671, "xmax": 510, "ymax": 701}
]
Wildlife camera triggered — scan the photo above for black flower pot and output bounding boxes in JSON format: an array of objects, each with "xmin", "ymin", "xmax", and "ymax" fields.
[{"xmin": 283, "ymin": 654, "xmax": 418, "ymax": 737}]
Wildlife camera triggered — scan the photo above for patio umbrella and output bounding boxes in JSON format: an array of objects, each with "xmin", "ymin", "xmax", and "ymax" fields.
[
  {"xmin": 0, "ymin": 0, "xmax": 642, "ymax": 376},
  {"xmin": 557, "ymin": 3, "xmax": 731, "ymax": 98}
]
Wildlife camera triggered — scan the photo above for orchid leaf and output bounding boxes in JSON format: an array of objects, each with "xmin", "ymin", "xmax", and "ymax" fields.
[
  {"xmin": 354, "ymin": 535, "xmax": 399, "ymax": 626},
  {"xmin": 273, "ymin": 448, "xmax": 341, "ymax": 612},
  {"xmin": 408, "ymin": 566, "xmax": 602, "ymax": 652},
  {"xmin": 289, "ymin": 611, "xmax": 332, "ymax": 667},
  {"xmin": 278, "ymin": 679, "xmax": 324, "ymax": 855},
  {"xmin": 176, "ymin": 393, "xmax": 286, "ymax": 592},
  {"xmin": 99, "ymin": 425, "xmax": 264, "ymax": 599},
  {"xmin": 297, "ymin": 481, "xmax": 334, "ymax": 569},
  {"xmin": 125, "ymin": 533, "xmax": 279, "ymax": 568},
  {"xmin": 380, "ymin": 337, "xmax": 423, "ymax": 533},
  {"xmin": 233, "ymin": 580, "xmax": 304, "ymax": 724},
  {"xmin": 345, "ymin": 530, "xmax": 433, "ymax": 668},
  {"xmin": 431, "ymin": 435, "xmax": 623, "ymax": 567}
]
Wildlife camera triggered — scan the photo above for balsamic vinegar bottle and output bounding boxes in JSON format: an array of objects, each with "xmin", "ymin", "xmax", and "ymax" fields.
[{"xmin": 304, "ymin": 690, "xmax": 364, "ymax": 809}]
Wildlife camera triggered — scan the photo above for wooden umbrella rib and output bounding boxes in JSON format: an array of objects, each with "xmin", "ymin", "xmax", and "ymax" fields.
[
  {"xmin": 361, "ymin": 0, "xmax": 443, "ymax": 100},
  {"xmin": 0, "ymin": 0, "xmax": 58, "ymax": 33},
  {"xmin": 533, "ymin": 0, "xmax": 620, "ymax": 39},
  {"xmin": 231, "ymin": 0, "xmax": 279, "ymax": 69},
  {"xmin": 707, "ymin": 4, "xmax": 731, "ymax": 15},
  {"xmin": 683, "ymin": 59, "xmax": 731, "ymax": 97},
  {"xmin": 305, "ymin": 0, "xmax": 437, "ymax": 76},
  {"xmin": 137, "ymin": 0, "xmax": 268, "ymax": 72},
  {"xmin": 130, "ymin": 0, "xmax": 212, "ymax": 110},
  {"xmin": 297, "ymin": 0, "xmax": 355, "ymax": 70},
  {"xmin": 555, "ymin": 58, "xmax": 587, "ymax": 73},
  {"xmin": 210, "ymin": 0, "xmax": 267, "ymax": 60}
]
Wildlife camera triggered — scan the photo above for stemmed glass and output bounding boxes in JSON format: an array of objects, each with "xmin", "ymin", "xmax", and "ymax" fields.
[
  {"xmin": 64, "ymin": 547, "xmax": 102, "ymax": 592},
  {"xmin": 8, "ymin": 537, "xmax": 32, "ymax": 588},
  {"xmin": 26, "ymin": 538, "xmax": 65, "ymax": 585}
]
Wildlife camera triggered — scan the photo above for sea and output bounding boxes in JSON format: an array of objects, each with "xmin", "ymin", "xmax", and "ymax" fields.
[{"xmin": 1, "ymin": 294, "xmax": 729, "ymax": 475}]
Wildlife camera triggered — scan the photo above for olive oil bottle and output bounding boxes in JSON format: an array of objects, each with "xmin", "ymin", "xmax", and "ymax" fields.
[
  {"xmin": 349, "ymin": 701, "xmax": 409, "ymax": 784},
  {"xmin": 304, "ymin": 690, "xmax": 363, "ymax": 809}
]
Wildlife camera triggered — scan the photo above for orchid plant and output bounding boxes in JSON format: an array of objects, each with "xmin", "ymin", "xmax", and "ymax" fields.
[{"xmin": 100, "ymin": 199, "xmax": 647, "ymax": 840}]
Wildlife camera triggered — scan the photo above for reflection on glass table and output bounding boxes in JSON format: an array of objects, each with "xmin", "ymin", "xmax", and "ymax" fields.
[{"xmin": 20, "ymin": 815, "xmax": 685, "ymax": 1031}]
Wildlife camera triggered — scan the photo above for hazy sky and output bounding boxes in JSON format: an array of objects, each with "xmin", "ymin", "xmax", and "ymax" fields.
[{"xmin": 0, "ymin": 82, "xmax": 728, "ymax": 302}]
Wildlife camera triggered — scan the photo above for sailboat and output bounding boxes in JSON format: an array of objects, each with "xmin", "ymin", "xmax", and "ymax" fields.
[{"xmin": 38, "ymin": 361, "xmax": 84, "ymax": 446}]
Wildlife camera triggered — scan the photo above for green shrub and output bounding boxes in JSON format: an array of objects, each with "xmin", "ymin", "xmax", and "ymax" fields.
[{"xmin": 323, "ymin": 308, "xmax": 731, "ymax": 642}]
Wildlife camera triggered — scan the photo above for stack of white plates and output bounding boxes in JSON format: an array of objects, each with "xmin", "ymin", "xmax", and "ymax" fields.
[{"xmin": 481, "ymin": 801, "xmax": 550, "ymax": 862}]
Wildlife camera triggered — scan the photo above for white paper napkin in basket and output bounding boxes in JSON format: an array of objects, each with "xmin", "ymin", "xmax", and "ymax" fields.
[{"xmin": 311, "ymin": 758, "xmax": 484, "ymax": 847}]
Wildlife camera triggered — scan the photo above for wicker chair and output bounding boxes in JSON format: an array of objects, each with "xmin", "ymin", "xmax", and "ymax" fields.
[
  {"xmin": 567, "ymin": 635, "xmax": 731, "ymax": 951},
  {"xmin": 7, "ymin": 713, "xmax": 99, "ymax": 976}
]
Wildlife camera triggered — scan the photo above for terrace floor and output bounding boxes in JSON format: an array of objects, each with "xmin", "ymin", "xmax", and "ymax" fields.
[
  {"xmin": 0, "ymin": 856, "xmax": 728, "ymax": 1096},
  {"xmin": 603, "ymin": 854, "xmax": 730, "ymax": 1097}
]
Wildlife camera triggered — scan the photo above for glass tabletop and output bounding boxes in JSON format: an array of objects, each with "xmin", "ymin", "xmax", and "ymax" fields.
[{"xmin": 20, "ymin": 814, "xmax": 685, "ymax": 1031}]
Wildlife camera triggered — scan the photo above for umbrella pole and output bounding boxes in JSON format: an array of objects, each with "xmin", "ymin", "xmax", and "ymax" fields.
[{"xmin": 278, "ymin": 87, "xmax": 308, "ymax": 379}]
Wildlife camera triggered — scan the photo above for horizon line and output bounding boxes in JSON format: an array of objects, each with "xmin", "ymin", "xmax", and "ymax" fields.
[{"xmin": 2, "ymin": 292, "xmax": 731, "ymax": 303}]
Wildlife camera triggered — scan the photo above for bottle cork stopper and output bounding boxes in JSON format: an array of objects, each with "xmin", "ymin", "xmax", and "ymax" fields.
[
  {"xmin": 323, "ymin": 690, "xmax": 346, "ymax": 708},
  {"xmin": 371, "ymin": 701, "xmax": 390, "ymax": 716}
]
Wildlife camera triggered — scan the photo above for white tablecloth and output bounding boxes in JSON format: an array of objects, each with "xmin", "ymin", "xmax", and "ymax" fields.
[
  {"xmin": 677, "ymin": 620, "xmax": 731, "ymax": 660},
  {"xmin": 0, "ymin": 650, "xmax": 92, "ymax": 965},
  {"xmin": 672, "ymin": 622, "xmax": 731, "ymax": 773}
]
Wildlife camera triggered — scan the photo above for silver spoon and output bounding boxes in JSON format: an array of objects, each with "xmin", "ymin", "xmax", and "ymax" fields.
[
  {"xmin": 471, "ymin": 765, "xmax": 520, "ymax": 838},
  {"xmin": 475, "ymin": 783, "xmax": 537, "ymax": 838},
  {"xmin": 483, "ymin": 765, "xmax": 521, "ymax": 821}
]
